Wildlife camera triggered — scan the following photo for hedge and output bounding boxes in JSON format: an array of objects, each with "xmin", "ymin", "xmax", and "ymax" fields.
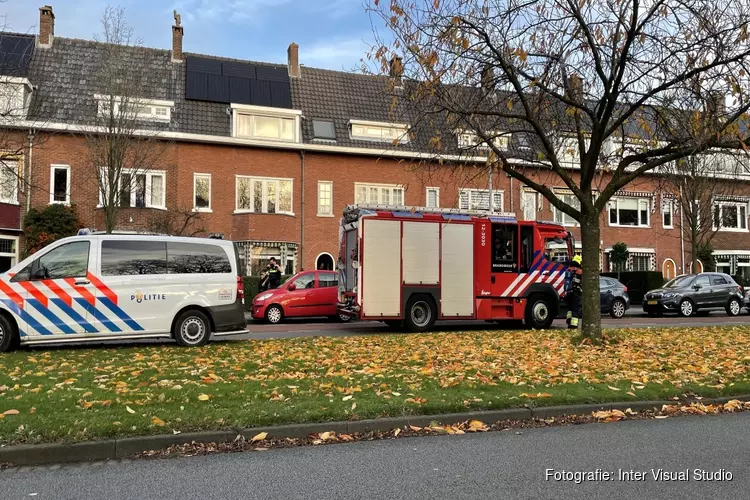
[
  {"xmin": 601, "ymin": 271, "xmax": 665, "ymax": 303},
  {"xmin": 242, "ymin": 275, "xmax": 292, "ymax": 309}
]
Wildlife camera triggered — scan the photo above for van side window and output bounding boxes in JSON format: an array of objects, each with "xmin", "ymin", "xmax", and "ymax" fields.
[
  {"xmin": 491, "ymin": 224, "xmax": 518, "ymax": 272},
  {"xmin": 167, "ymin": 243, "xmax": 231, "ymax": 274},
  {"xmin": 101, "ymin": 240, "xmax": 167, "ymax": 276},
  {"xmin": 31, "ymin": 241, "xmax": 90, "ymax": 280}
]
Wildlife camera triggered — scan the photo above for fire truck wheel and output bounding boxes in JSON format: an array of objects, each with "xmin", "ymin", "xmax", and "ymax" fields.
[
  {"xmin": 524, "ymin": 294, "xmax": 555, "ymax": 330},
  {"xmin": 404, "ymin": 295, "xmax": 437, "ymax": 333}
]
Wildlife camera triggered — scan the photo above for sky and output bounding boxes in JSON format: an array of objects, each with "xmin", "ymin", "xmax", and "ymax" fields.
[{"xmin": 1, "ymin": 0, "xmax": 384, "ymax": 71}]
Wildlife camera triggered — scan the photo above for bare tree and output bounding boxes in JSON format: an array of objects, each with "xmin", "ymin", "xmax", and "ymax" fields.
[
  {"xmin": 146, "ymin": 206, "xmax": 206, "ymax": 237},
  {"xmin": 83, "ymin": 6, "xmax": 169, "ymax": 233},
  {"xmin": 368, "ymin": 0, "xmax": 750, "ymax": 342}
]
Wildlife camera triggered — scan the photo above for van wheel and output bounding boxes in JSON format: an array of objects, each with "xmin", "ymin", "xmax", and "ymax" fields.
[
  {"xmin": 173, "ymin": 310, "xmax": 211, "ymax": 347},
  {"xmin": 265, "ymin": 305, "xmax": 284, "ymax": 324},
  {"xmin": 404, "ymin": 296, "xmax": 437, "ymax": 333},
  {"xmin": 524, "ymin": 294, "xmax": 555, "ymax": 330},
  {"xmin": 0, "ymin": 315, "xmax": 19, "ymax": 353}
]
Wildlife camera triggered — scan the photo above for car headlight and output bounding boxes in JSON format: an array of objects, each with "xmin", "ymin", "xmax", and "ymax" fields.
[
  {"xmin": 662, "ymin": 292, "xmax": 681, "ymax": 299},
  {"xmin": 256, "ymin": 293, "xmax": 273, "ymax": 302}
]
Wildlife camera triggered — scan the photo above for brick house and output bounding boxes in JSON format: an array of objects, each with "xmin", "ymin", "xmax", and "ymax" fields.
[{"xmin": 1, "ymin": 5, "xmax": 750, "ymax": 280}]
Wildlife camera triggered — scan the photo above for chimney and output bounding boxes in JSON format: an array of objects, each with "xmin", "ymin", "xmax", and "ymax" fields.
[
  {"xmin": 172, "ymin": 10, "xmax": 184, "ymax": 63},
  {"xmin": 389, "ymin": 56, "xmax": 403, "ymax": 88},
  {"xmin": 38, "ymin": 5, "xmax": 55, "ymax": 48},
  {"xmin": 481, "ymin": 65, "xmax": 494, "ymax": 92},
  {"xmin": 288, "ymin": 42, "xmax": 300, "ymax": 78}
]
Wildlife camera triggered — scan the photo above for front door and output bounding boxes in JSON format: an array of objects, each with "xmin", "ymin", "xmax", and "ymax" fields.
[
  {"xmin": 490, "ymin": 223, "xmax": 521, "ymax": 296},
  {"xmin": 16, "ymin": 240, "xmax": 96, "ymax": 336},
  {"xmin": 286, "ymin": 272, "xmax": 317, "ymax": 317},
  {"xmin": 692, "ymin": 275, "xmax": 712, "ymax": 307},
  {"xmin": 317, "ymin": 271, "xmax": 339, "ymax": 316}
]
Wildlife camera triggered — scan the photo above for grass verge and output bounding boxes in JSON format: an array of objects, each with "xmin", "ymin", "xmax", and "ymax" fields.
[{"xmin": 2, "ymin": 326, "xmax": 750, "ymax": 445}]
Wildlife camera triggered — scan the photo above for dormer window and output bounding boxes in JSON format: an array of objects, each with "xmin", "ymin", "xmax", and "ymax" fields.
[
  {"xmin": 0, "ymin": 77, "xmax": 32, "ymax": 120},
  {"xmin": 231, "ymin": 103, "xmax": 301, "ymax": 142},
  {"xmin": 456, "ymin": 130, "xmax": 509, "ymax": 151},
  {"xmin": 95, "ymin": 95, "xmax": 173, "ymax": 122},
  {"xmin": 349, "ymin": 120, "xmax": 410, "ymax": 144}
]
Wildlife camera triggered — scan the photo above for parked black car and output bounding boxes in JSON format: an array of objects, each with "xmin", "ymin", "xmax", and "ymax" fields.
[
  {"xmin": 600, "ymin": 277, "xmax": 630, "ymax": 318},
  {"xmin": 643, "ymin": 273, "xmax": 743, "ymax": 317}
]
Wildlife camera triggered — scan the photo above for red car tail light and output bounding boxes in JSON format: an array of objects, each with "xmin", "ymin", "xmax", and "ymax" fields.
[{"xmin": 623, "ymin": 286, "xmax": 628, "ymax": 293}]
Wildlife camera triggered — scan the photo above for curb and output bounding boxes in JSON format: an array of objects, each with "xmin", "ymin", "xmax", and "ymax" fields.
[{"xmin": 3, "ymin": 395, "xmax": 750, "ymax": 466}]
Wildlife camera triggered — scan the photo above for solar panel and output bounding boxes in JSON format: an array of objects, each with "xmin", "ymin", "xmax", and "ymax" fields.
[
  {"xmin": 229, "ymin": 76, "xmax": 251, "ymax": 104},
  {"xmin": 186, "ymin": 56, "xmax": 222, "ymax": 75},
  {"xmin": 0, "ymin": 35, "xmax": 34, "ymax": 77},
  {"xmin": 250, "ymin": 79, "xmax": 272, "ymax": 107},
  {"xmin": 206, "ymin": 74, "xmax": 230, "ymax": 103},
  {"xmin": 270, "ymin": 82, "xmax": 292, "ymax": 108},
  {"xmin": 185, "ymin": 71, "xmax": 208, "ymax": 100},
  {"xmin": 256, "ymin": 66, "xmax": 288, "ymax": 82},
  {"xmin": 222, "ymin": 61, "xmax": 256, "ymax": 79}
]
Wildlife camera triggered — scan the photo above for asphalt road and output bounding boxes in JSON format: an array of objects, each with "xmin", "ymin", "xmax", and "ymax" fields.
[
  {"xmin": 238, "ymin": 309, "xmax": 750, "ymax": 340},
  {"xmin": 3, "ymin": 413, "xmax": 748, "ymax": 500}
]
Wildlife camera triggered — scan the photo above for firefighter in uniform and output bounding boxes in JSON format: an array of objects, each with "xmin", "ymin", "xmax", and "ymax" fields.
[{"xmin": 565, "ymin": 255, "xmax": 583, "ymax": 329}]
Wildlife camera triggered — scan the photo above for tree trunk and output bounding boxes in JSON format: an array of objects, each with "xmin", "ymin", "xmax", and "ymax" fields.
[{"xmin": 579, "ymin": 212, "xmax": 602, "ymax": 343}]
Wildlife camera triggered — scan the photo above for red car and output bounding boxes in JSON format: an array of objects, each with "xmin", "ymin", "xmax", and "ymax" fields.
[{"xmin": 251, "ymin": 270, "xmax": 351, "ymax": 324}]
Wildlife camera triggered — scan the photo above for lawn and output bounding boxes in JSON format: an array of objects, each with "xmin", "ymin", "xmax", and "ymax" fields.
[{"xmin": 2, "ymin": 326, "xmax": 750, "ymax": 445}]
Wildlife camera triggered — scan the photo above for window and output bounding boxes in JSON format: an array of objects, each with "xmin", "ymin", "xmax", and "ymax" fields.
[
  {"xmin": 318, "ymin": 181, "xmax": 333, "ymax": 216},
  {"xmin": 101, "ymin": 240, "xmax": 167, "ymax": 276},
  {"xmin": 426, "ymin": 187, "xmax": 440, "ymax": 208},
  {"xmin": 514, "ymin": 132, "xmax": 532, "ymax": 151},
  {"xmin": 713, "ymin": 202, "xmax": 748, "ymax": 231},
  {"xmin": 456, "ymin": 131, "xmax": 509, "ymax": 151},
  {"xmin": 694, "ymin": 275, "xmax": 710, "ymax": 288},
  {"xmin": 552, "ymin": 192, "xmax": 581, "ymax": 226},
  {"xmin": 194, "ymin": 174, "xmax": 211, "ymax": 211},
  {"xmin": 559, "ymin": 136, "xmax": 590, "ymax": 165},
  {"xmin": 36, "ymin": 241, "xmax": 90, "ymax": 280},
  {"xmin": 0, "ymin": 78, "xmax": 31, "ymax": 118},
  {"xmin": 631, "ymin": 255, "xmax": 652, "ymax": 272},
  {"xmin": 355, "ymin": 183, "xmax": 404, "ymax": 205},
  {"xmin": 711, "ymin": 275, "xmax": 729, "ymax": 285},
  {"xmin": 662, "ymin": 198, "xmax": 674, "ymax": 229},
  {"xmin": 312, "ymin": 120, "xmax": 336, "ymax": 140},
  {"xmin": 319, "ymin": 272, "xmax": 338, "ymax": 288},
  {"xmin": 95, "ymin": 95, "xmax": 173, "ymax": 122},
  {"xmin": 608, "ymin": 198, "xmax": 650, "ymax": 227},
  {"xmin": 50, "ymin": 165, "xmax": 71, "ymax": 204},
  {"xmin": 520, "ymin": 227, "xmax": 534, "ymax": 273},
  {"xmin": 247, "ymin": 245, "xmax": 296, "ymax": 276},
  {"xmin": 350, "ymin": 120, "xmax": 410, "ymax": 144},
  {"xmin": 0, "ymin": 236, "xmax": 18, "ymax": 273},
  {"xmin": 236, "ymin": 177, "xmax": 293, "ymax": 214},
  {"xmin": 459, "ymin": 189, "xmax": 503, "ymax": 211},
  {"xmin": 99, "ymin": 170, "xmax": 166, "ymax": 209},
  {"xmin": 167, "ymin": 242, "xmax": 231, "ymax": 274},
  {"xmin": 292, "ymin": 273, "xmax": 315, "ymax": 290},
  {"xmin": 232, "ymin": 104, "xmax": 300, "ymax": 142},
  {"xmin": 491, "ymin": 225, "xmax": 517, "ymax": 271},
  {"xmin": 0, "ymin": 159, "xmax": 19, "ymax": 204}
]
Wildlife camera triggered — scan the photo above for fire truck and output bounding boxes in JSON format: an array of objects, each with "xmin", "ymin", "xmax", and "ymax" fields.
[{"xmin": 337, "ymin": 204, "xmax": 575, "ymax": 332}]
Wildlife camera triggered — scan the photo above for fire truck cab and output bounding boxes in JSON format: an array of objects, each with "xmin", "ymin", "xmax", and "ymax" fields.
[{"xmin": 337, "ymin": 204, "xmax": 574, "ymax": 332}]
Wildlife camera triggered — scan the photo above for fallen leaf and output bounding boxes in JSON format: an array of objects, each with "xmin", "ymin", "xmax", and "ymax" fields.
[
  {"xmin": 152, "ymin": 416, "xmax": 166, "ymax": 427},
  {"xmin": 626, "ymin": 391, "xmax": 636, "ymax": 397},
  {"xmin": 468, "ymin": 420, "xmax": 488, "ymax": 431},
  {"xmin": 654, "ymin": 415, "xmax": 669, "ymax": 419},
  {"xmin": 125, "ymin": 406, "xmax": 136, "ymax": 414},
  {"xmin": 351, "ymin": 402, "xmax": 357, "ymax": 411},
  {"xmin": 2, "ymin": 409, "xmax": 19, "ymax": 416},
  {"xmin": 409, "ymin": 425, "xmax": 422, "ymax": 432},
  {"xmin": 342, "ymin": 395, "xmax": 353, "ymax": 401},
  {"xmin": 198, "ymin": 394, "xmax": 210, "ymax": 401},
  {"xmin": 82, "ymin": 391, "xmax": 93, "ymax": 398},
  {"xmin": 251, "ymin": 432, "xmax": 268, "ymax": 443},
  {"xmin": 391, "ymin": 392, "xmax": 401, "ymax": 397},
  {"xmin": 254, "ymin": 447, "xmax": 269, "ymax": 451},
  {"xmin": 608, "ymin": 386, "xmax": 621, "ymax": 391},
  {"xmin": 319, "ymin": 432, "xmax": 333, "ymax": 441},
  {"xmin": 394, "ymin": 428, "xmax": 401, "ymax": 437},
  {"xmin": 339, "ymin": 434, "xmax": 354, "ymax": 442}
]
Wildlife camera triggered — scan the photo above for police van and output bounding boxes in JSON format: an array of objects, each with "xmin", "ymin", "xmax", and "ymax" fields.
[{"xmin": 0, "ymin": 231, "xmax": 248, "ymax": 352}]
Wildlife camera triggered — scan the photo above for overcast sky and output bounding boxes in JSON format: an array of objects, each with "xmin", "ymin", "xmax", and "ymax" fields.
[{"xmin": 1, "ymin": 0, "xmax": 381, "ymax": 71}]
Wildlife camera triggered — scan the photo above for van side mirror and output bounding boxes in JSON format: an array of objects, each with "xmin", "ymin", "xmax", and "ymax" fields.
[{"xmin": 288, "ymin": 283, "xmax": 296, "ymax": 291}]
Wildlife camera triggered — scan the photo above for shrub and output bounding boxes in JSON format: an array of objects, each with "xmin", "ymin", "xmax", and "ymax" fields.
[
  {"xmin": 601, "ymin": 271, "xmax": 665, "ymax": 303},
  {"xmin": 23, "ymin": 204, "xmax": 81, "ymax": 256}
]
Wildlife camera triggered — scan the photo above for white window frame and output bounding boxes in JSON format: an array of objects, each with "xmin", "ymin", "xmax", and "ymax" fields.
[
  {"xmin": 0, "ymin": 158, "xmax": 20, "ymax": 205},
  {"xmin": 349, "ymin": 119, "xmax": 410, "ymax": 144},
  {"xmin": 630, "ymin": 254, "xmax": 654, "ymax": 272},
  {"xmin": 521, "ymin": 188, "xmax": 540, "ymax": 221},
  {"xmin": 559, "ymin": 136, "xmax": 591, "ymax": 165},
  {"xmin": 713, "ymin": 201, "xmax": 749, "ymax": 232},
  {"xmin": 97, "ymin": 169, "xmax": 167, "ymax": 210},
  {"xmin": 552, "ymin": 191, "xmax": 580, "ymax": 227},
  {"xmin": 0, "ymin": 235, "xmax": 19, "ymax": 270},
  {"xmin": 94, "ymin": 94, "xmax": 174, "ymax": 122},
  {"xmin": 231, "ymin": 103, "xmax": 302, "ymax": 143},
  {"xmin": 193, "ymin": 173, "xmax": 212, "ymax": 213},
  {"xmin": 0, "ymin": 77, "xmax": 32, "ymax": 120},
  {"xmin": 662, "ymin": 198, "xmax": 674, "ymax": 229},
  {"xmin": 354, "ymin": 182, "xmax": 405, "ymax": 205},
  {"xmin": 49, "ymin": 164, "xmax": 71, "ymax": 205},
  {"xmin": 456, "ymin": 130, "xmax": 509, "ymax": 151},
  {"xmin": 235, "ymin": 175, "xmax": 295, "ymax": 215},
  {"xmin": 317, "ymin": 181, "xmax": 333, "ymax": 217},
  {"xmin": 458, "ymin": 188, "xmax": 504, "ymax": 212},
  {"xmin": 426, "ymin": 187, "xmax": 440, "ymax": 208},
  {"xmin": 607, "ymin": 197, "xmax": 651, "ymax": 228}
]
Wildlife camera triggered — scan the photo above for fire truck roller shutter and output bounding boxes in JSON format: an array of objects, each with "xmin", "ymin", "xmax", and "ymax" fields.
[
  {"xmin": 441, "ymin": 223, "xmax": 474, "ymax": 316},
  {"xmin": 361, "ymin": 218, "xmax": 401, "ymax": 317},
  {"xmin": 402, "ymin": 222, "xmax": 439, "ymax": 285}
]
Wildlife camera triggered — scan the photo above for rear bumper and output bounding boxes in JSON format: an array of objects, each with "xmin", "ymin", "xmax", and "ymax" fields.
[
  {"xmin": 337, "ymin": 302, "xmax": 360, "ymax": 319},
  {"xmin": 208, "ymin": 299, "xmax": 248, "ymax": 332}
]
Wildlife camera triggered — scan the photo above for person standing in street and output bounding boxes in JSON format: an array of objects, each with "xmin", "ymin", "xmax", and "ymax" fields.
[
  {"xmin": 564, "ymin": 255, "xmax": 583, "ymax": 329},
  {"xmin": 265, "ymin": 257, "xmax": 282, "ymax": 290}
]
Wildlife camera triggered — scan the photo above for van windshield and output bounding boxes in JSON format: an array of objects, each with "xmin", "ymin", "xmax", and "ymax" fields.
[{"xmin": 664, "ymin": 275, "xmax": 695, "ymax": 288}]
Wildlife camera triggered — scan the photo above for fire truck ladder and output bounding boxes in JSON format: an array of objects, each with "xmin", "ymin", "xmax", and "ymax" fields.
[{"xmin": 344, "ymin": 204, "xmax": 517, "ymax": 219}]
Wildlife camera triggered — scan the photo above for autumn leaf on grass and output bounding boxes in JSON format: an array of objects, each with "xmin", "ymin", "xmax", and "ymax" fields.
[
  {"xmin": 608, "ymin": 386, "xmax": 621, "ymax": 392},
  {"xmin": 520, "ymin": 393, "xmax": 552, "ymax": 399},
  {"xmin": 81, "ymin": 401, "xmax": 94, "ymax": 410},
  {"xmin": 152, "ymin": 416, "xmax": 166, "ymax": 427},
  {"xmin": 342, "ymin": 395, "xmax": 353, "ymax": 401},
  {"xmin": 198, "ymin": 394, "xmax": 210, "ymax": 401},
  {"xmin": 251, "ymin": 432, "xmax": 268, "ymax": 443},
  {"xmin": 125, "ymin": 406, "xmax": 136, "ymax": 414},
  {"xmin": 2, "ymin": 409, "xmax": 20, "ymax": 416}
]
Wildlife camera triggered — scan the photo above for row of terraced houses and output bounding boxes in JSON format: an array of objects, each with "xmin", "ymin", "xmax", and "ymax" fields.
[{"xmin": 1, "ymin": 5, "xmax": 750, "ymax": 280}]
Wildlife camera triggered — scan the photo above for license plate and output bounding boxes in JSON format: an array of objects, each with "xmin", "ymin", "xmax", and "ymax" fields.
[{"xmin": 648, "ymin": 300, "xmax": 657, "ymax": 305}]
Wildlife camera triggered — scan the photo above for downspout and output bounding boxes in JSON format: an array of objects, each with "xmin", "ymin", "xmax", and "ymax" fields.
[
  {"xmin": 25, "ymin": 130, "xmax": 35, "ymax": 215},
  {"xmin": 679, "ymin": 185, "xmax": 685, "ymax": 274},
  {"xmin": 300, "ymin": 150, "xmax": 305, "ymax": 271},
  {"xmin": 509, "ymin": 175, "xmax": 514, "ymax": 212}
]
